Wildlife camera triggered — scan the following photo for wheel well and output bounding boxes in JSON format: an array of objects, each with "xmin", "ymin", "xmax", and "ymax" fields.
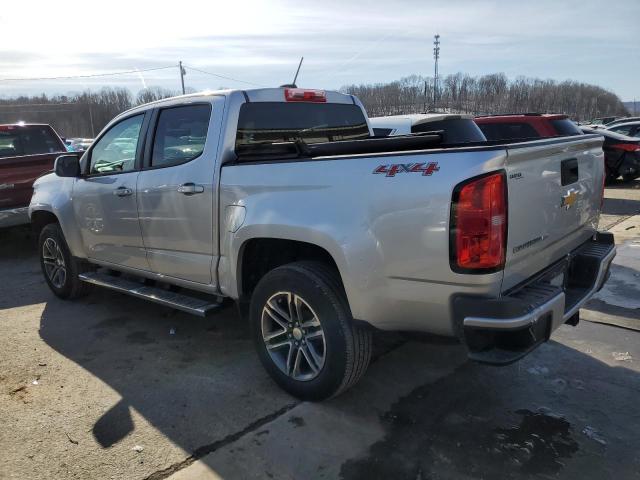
[
  {"xmin": 31, "ymin": 210, "xmax": 59, "ymax": 239},
  {"xmin": 239, "ymin": 238, "xmax": 342, "ymax": 299}
]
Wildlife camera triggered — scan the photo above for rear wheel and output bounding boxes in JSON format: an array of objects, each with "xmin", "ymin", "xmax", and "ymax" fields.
[
  {"xmin": 250, "ymin": 261, "xmax": 372, "ymax": 400},
  {"xmin": 605, "ymin": 164, "xmax": 618, "ymax": 184},
  {"xmin": 39, "ymin": 223, "xmax": 91, "ymax": 299}
]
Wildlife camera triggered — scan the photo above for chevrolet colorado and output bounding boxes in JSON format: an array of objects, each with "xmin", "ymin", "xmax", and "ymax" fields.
[{"xmin": 29, "ymin": 88, "xmax": 615, "ymax": 400}]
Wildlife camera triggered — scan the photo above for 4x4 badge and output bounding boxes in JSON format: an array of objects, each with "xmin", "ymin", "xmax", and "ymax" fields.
[{"xmin": 373, "ymin": 162, "xmax": 439, "ymax": 177}]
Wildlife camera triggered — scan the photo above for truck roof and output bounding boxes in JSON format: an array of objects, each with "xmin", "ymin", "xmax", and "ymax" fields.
[
  {"xmin": 0, "ymin": 123, "xmax": 54, "ymax": 129},
  {"xmin": 474, "ymin": 113, "xmax": 569, "ymax": 123},
  {"xmin": 115, "ymin": 88, "xmax": 356, "ymax": 121}
]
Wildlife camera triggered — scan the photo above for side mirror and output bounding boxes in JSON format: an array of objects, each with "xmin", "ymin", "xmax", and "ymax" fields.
[{"xmin": 54, "ymin": 154, "xmax": 81, "ymax": 177}]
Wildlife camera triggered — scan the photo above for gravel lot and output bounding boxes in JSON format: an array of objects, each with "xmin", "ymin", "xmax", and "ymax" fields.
[{"xmin": 1, "ymin": 180, "xmax": 639, "ymax": 480}]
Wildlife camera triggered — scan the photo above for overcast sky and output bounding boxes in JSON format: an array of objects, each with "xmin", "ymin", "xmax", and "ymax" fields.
[{"xmin": 1, "ymin": 0, "xmax": 638, "ymax": 100}]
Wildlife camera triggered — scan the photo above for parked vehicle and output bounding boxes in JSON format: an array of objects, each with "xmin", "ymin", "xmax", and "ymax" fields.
[
  {"xmin": 30, "ymin": 88, "xmax": 614, "ymax": 400},
  {"xmin": 592, "ymin": 116, "xmax": 618, "ymax": 125},
  {"xmin": 65, "ymin": 137, "xmax": 94, "ymax": 152},
  {"xmin": 0, "ymin": 123, "xmax": 67, "ymax": 228},
  {"xmin": 604, "ymin": 117, "xmax": 640, "ymax": 128},
  {"xmin": 475, "ymin": 113, "xmax": 583, "ymax": 141},
  {"xmin": 606, "ymin": 121, "xmax": 640, "ymax": 138},
  {"xmin": 582, "ymin": 126, "xmax": 640, "ymax": 182},
  {"xmin": 369, "ymin": 113, "xmax": 487, "ymax": 143}
]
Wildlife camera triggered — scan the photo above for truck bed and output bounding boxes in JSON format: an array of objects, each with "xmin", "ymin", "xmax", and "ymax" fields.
[{"xmin": 219, "ymin": 134, "xmax": 605, "ymax": 335}]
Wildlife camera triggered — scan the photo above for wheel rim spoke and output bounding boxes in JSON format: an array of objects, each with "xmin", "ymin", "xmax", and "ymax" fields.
[
  {"xmin": 300, "ymin": 345, "xmax": 320, "ymax": 374},
  {"xmin": 265, "ymin": 298, "xmax": 291, "ymax": 327},
  {"xmin": 261, "ymin": 291, "xmax": 326, "ymax": 381}
]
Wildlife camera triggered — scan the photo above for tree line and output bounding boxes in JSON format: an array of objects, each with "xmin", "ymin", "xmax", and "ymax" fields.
[
  {"xmin": 342, "ymin": 73, "xmax": 629, "ymax": 119},
  {"xmin": 0, "ymin": 73, "xmax": 630, "ymax": 137},
  {"xmin": 0, "ymin": 86, "xmax": 182, "ymax": 138}
]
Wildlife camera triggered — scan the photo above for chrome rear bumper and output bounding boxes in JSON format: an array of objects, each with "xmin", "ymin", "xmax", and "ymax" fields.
[{"xmin": 454, "ymin": 232, "xmax": 616, "ymax": 364}]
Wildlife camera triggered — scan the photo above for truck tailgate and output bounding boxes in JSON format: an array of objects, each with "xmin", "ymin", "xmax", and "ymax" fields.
[{"xmin": 501, "ymin": 135, "xmax": 605, "ymax": 292}]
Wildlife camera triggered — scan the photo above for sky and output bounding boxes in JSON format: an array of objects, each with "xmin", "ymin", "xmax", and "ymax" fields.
[{"xmin": 0, "ymin": 0, "xmax": 638, "ymax": 100}]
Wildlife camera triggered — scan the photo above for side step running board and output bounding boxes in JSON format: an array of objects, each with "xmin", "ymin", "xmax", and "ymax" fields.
[{"xmin": 79, "ymin": 272, "xmax": 222, "ymax": 317}]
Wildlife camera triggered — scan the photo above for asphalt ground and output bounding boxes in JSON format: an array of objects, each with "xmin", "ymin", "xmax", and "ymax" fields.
[{"xmin": 0, "ymin": 179, "xmax": 639, "ymax": 480}]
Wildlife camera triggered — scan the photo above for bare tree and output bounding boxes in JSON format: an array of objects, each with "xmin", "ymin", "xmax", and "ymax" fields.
[{"xmin": 343, "ymin": 73, "xmax": 629, "ymax": 120}]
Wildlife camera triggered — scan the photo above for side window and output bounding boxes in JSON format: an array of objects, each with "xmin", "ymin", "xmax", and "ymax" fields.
[
  {"xmin": 151, "ymin": 105, "xmax": 211, "ymax": 168},
  {"xmin": 0, "ymin": 131, "xmax": 22, "ymax": 158},
  {"xmin": 611, "ymin": 125, "xmax": 633, "ymax": 136},
  {"xmin": 89, "ymin": 115, "xmax": 144, "ymax": 174},
  {"xmin": 21, "ymin": 127, "xmax": 63, "ymax": 155}
]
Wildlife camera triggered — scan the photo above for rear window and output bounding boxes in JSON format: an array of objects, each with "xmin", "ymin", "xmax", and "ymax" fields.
[
  {"xmin": 412, "ymin": 119, "xmax": 486, "ymax": 143},
  {"xmin": 0, "ymin": 126, "xmax": 63, "ymax": 158},
  {"xmin": 236, "ymin": 102, "xmax": 369, "ymax": 147},
  {"xmin": 478, "ymin": 122, "xmax": 540, "ymax": 141},
  {"xmin": 550, "ymin": 119, "xmax": 582, "ymax": 136}
]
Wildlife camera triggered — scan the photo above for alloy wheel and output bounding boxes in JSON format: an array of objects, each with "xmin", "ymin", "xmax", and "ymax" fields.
[
  {"xmin": 261, "ymin": 291, "xmax": 326, "ymax": 381},
  {"xmin": 42, "ymin": 237, "xmax": 67, "ymax": 289}
]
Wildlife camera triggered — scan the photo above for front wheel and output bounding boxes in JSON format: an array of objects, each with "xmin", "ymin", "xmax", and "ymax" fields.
[
  {"xmin": 250, "ymin": 261, "xmax": 372, "ymax": 401},
  {"xmin": 39, "ymin": 223, "xmax": 91, "ymax": 299}
]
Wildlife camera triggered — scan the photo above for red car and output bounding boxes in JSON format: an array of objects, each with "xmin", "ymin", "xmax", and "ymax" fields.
[
  {"xmin": 475, "ymin": 113, "xmax": 583, "ymax": 141},
  {"xmin": 0, "ymin": 124, "xmax": 68, "ymax": 228}
]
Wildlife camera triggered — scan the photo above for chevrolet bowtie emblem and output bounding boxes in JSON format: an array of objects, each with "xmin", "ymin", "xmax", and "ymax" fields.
[{"xmin": 561, "ymin": 190, "xmax": 579, "ymax": 209}]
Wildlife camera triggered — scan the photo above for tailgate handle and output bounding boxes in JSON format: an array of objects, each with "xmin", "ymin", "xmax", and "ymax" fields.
[{"xmin": 561, "ymin": 158, "xmax": 579, "ymax": 186}]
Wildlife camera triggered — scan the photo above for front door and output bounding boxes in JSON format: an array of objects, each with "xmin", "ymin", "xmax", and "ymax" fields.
[
  {"xmin": 72, "ymin": 113, "xmax": 150, "ymax": 271},
  {"xmin": 137, "ymin": 102, "xmax": 218, "ymax": 285}
]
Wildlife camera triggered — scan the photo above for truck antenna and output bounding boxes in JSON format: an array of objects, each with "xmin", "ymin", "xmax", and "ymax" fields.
[{"xmin": 292, "ymin": 57, "xmax": 304, "ymax": 86}]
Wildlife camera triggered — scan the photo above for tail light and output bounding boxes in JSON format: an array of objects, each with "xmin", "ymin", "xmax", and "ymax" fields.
[
  {"xmin": 284, "ymin": 88, "xmax": 326, "ymax": 103},
  {"xmin": 450, "ymin": 172, "xmax": 507, "ymax": 272},
  {"xmin": 611, "ymin": 143, "xmax": 640, "ymax": 152}
]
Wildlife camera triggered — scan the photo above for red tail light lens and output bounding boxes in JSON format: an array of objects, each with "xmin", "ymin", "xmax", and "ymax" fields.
[
  {"xmin": 451, "ymin": 172, "xmax": 507, "ymax": 272},
  {"xmin": 284, "ymin": 88, "xmax": 327, "ymax": 103},
  {"xmin": 611, "ymin": 143, "xmax": 640, "ymax": 152}
]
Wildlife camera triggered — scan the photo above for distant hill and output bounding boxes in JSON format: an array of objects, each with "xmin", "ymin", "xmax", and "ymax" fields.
[{"xmin": 623, "ymin": 101, "xmax": 639, "ymax": 115}]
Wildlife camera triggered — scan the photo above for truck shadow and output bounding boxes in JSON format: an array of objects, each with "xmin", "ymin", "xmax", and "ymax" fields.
[
  {"xmin": 37, "ymin": 291, "xmax": 640, "ymax": 479},
  {"xmin": 0, "ymin": 226, "xmax": 53, "ymax": 309}
]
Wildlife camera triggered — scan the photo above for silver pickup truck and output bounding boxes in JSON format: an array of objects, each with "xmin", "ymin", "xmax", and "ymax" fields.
[{"xmin": 29, "ymin": 88, "xmax": 615, "ymax": 400}]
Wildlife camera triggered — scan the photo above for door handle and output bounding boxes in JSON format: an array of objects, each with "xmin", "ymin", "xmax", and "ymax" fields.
[
  {"xmin": 113, "ymin": 187, "xmax": 133, "ymax": 197},
  {"xmin": 177, "ymin": 183, "xmax": 205, "ymax": 195}
]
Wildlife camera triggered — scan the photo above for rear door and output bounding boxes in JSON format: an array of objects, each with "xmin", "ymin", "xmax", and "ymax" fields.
[
  {"xmin": 501, "ymin": 135, "xmax": 605, "ymax": 291},
  {"xmin": 137, "ymin": 99, "xmax": 222, "ymax": 285}
]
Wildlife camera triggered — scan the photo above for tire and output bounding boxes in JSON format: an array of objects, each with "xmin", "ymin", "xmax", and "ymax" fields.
[
  {"xmin": 250, "ymin": 261, "xmax": 372, "ymax": 401},
  {"xmin": 39, "ymin": 223, "xmax": 91, "ymax": 299},
  {"xmin": 604, "ymin": 164, "xmax": 618, "ymax": 184}
]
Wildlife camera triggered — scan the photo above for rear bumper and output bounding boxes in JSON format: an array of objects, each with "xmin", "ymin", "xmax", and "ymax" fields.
[
  {"xmin": 0, "ymin": 206, "xmax": 29, "ymax": 229},
  {"xmin": 452, "ymin": 232, "xmax": 616, "ymax": 364}
]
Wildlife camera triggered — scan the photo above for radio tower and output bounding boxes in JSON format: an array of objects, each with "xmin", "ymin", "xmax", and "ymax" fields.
[{"xmin": 433, "ymin": 34, "xmax": 440, "ymax": 110}]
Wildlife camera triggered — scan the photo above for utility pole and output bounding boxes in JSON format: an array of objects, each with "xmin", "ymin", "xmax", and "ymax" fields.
[
  {"xmin": 423, "ymin": 80, "xmax": 428, "ymax": 112},
  {"xmin": 179, "ymin": 61, "xmax": 186, "ymax": 95},
  {"xmin": 433, "ymin": 34, "xmax": 440, "ymax": 111}
]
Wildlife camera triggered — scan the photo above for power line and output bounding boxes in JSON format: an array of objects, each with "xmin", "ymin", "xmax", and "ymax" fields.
[
  {"xmin": 183, "ymin": 65, "xmax": 265, "ymax": 87},
  {"xmin": 0, "ymin": 66, "xmax": 176, "ymax": 82}
]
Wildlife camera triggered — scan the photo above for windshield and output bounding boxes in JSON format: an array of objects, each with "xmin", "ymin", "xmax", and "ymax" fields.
[
  {"xmin": 236, "ymin": 102, "xmax": 370, "ymax": 147},
  {"xmin": 550, "ymin": 119, "xmax": 582, "ymax": 136}
]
